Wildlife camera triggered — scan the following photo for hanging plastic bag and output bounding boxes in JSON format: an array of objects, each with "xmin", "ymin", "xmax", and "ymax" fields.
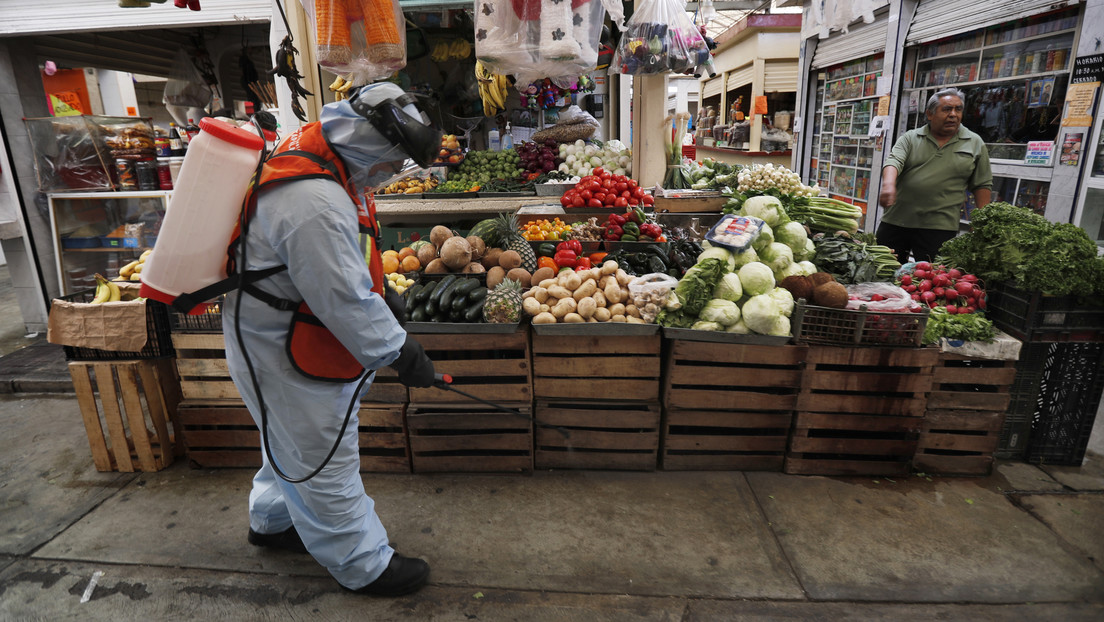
[
  {"xmin": 299, "ymin": 0, "xmax": 407, "ymax": 84},
  {"xmin": 163, "ymin": 49, "xmax": 212, "ymax": 109},
  {"xmin": 475, "ymin": 0, "xmax": 625, "ymax": 87},
  {"xmin": 613, "ymin": 0, "xmax": 712, "ymax": 76}
]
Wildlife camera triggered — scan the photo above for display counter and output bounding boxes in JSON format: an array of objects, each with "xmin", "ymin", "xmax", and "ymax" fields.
[{"xmin": 695, "ymin": 144, "xmax": 792, "ymax": 168}]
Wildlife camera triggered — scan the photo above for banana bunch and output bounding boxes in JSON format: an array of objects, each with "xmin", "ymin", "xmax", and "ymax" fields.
[
  {"xmin": 381, "ymin": 175, "xmax": 439, "ymax": 195},
  {"xmin": 430, "ymin": 39, "xmax": 472, "ymax": 62},
  {"xmin": 328, "ymin": 75, "xmax": 356, "ymax": 101},
  {"xmin": 116, "ymin": 249, "xmax": 152, "ymax": 282},
  {"xmin": 91, "ymin": 273, "xmax": 121, "ymax": 304},
  {"xmin": 476, "ymin": 61, "xmax": 509, "ymax": 117}
]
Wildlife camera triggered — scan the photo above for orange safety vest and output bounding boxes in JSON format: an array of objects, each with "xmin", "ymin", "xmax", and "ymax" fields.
[{"xmin": 228, "ymin": 122, "xmax": 386, "ymax": 383}]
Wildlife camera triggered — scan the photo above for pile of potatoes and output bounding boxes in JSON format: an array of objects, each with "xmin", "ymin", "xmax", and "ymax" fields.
[
  {"xmin": 421, "ymin": 225, "xmax": 533, "ymax": 289},
  {"xmin": 523, "ymin": 260, "xmax": 646, "ymax": 324}
]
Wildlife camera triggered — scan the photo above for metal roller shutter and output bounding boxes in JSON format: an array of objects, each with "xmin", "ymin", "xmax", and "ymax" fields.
[
  {"xmin": 729, "ymin": 64, "xmax": 755, "ymax": 90},
  {"xmin": 702, "ymin": 77, "xmax": 724, "ymax": 99},
  {"xmin": 907, "ymin": 0, "xmax": 1073, "ymax": 45},
  {"xmin": 764, "ymin": 60, "xmax": 799, "ymax": 92},
  {"xmin": 0, "ymin": 0, "xmax": 271, "ymax": 35},
  {"xmin": 811, "ymin": 12, "xmax": 889, "ymax": 69}
]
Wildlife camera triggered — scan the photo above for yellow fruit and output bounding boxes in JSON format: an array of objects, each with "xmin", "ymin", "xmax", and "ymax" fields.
[{"xmin": 382, "ymin": 255, "xmax": 401, "ymax": 274}]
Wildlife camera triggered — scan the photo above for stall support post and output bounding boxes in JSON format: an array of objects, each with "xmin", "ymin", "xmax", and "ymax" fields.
[{"xmin": 632, "ymin": 74, "xmax": 669, "ymax": 188}]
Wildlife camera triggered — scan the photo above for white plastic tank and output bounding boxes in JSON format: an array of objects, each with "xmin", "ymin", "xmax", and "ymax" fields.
[{"xmin": 140, "ymin": 117, "xmax": 264, "ymax": 313}]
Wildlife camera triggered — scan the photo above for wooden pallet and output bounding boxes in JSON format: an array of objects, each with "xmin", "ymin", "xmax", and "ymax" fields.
[
  {"xmin": 534, "ymin": 400, "xmax": 660, "ymax": 471},
  {"xmin": 170, "ymin": 333, "xmax": 407, "ymax": 404},
  {"xmin": 661, "ymin": 341, "xmax": 803, "ymax": 471},
  {"xmin": 785, "ymin": 346, "xmax": 936, "ymax": 476},
  {"xmin": 408, "ymin": 330, "xmax": 530, "ymax": 405},
  {"xmin": 406, "ymin": 402, "xmax": 533, "ymax": 474},
  {"xmin": 532, "ymin": 334, "xmax": 661, "ymax": 401},
  {"xmin": 69, "ymin": 358, "xmax": 182, "ymax": 472},
  {"xmin": 915, "ymin": 354, "xmax": 1016, "ymax": 475},
  {"xmin": 178, "ymin": 402, "xmax": 410, "ymax": 473}
]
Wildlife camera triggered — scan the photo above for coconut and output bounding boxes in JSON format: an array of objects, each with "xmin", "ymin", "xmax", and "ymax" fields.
[
  {"xmin": 439, "ymin": 236, "xmax": 473, "ymax": 271},
  {"xmin": 430, "ymin": 225, "xmax": 453, "ymax": 249},
  {"xmin": 809, "ymin": 272, "xmax": 835, "ymax": 288},
  {"xmin": 780, "ymin": 275, "xmax": 814, "ymax": 303},
  {"xmin": 813, "ymin": 281, "xmax": 848, "ymax": 308}
]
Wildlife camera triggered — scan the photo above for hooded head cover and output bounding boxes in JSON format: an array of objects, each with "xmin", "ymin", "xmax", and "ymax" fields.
[{"xmin": 320, "ymin": 82, "xmax": 428, "ymax": 193}]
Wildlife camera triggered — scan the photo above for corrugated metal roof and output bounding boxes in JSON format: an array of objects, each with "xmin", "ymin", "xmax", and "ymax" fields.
[{"xmin": 0, "ymin": 0, "xmax": 271, "ymax": 36}]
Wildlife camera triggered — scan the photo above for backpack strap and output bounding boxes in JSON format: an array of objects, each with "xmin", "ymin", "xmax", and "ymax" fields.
[{"xmin": 170, "ymin": 265, "xmax": 288, "ymax": 314}]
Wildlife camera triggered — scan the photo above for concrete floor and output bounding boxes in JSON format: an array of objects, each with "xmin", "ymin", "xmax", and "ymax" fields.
[{"xmin": 1, "ymin": 394, "xmax": 1102, "ymax": 620}]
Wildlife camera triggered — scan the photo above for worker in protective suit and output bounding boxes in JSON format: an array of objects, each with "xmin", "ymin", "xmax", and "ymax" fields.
[{"xmin": 222, "ymin": 82, "xmax": 439, "ymax": 596}]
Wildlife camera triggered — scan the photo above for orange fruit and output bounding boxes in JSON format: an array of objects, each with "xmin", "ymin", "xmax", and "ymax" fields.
[
  {"xmin": 401, "ymin": 256, "xmax": 421, "ymax": 272},
  {"xmin": 382, "ymin": 255, "xmax": 400, "ymax": 274},
  {"xmin": 398, "ymin": 247, "xmax": 415, "ymax": 259}
]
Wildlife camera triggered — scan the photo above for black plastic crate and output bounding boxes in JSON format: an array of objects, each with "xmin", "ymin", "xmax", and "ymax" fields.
[
  {"xmin": 59, "ymin": 289, "xmax": 174, "ymax": 361},
  {"xmin": 169, "ymin": 296, "xmax": 224, "ymax": 333},
  {"xmin": 987, "ymin": 281, "xmax": 1104, "ymax": 342},
  {"xmin": 996, "ymin": 341, "xmax": 1104, "ymax": 464}
]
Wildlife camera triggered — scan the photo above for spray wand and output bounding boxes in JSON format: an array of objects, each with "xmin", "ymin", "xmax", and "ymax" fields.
[{"xmin": 433, "ymin": 374, "xmax": 570, "ymax": 438}]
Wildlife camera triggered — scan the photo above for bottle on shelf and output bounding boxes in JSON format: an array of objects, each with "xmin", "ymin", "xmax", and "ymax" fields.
[
  {"xmin": 184, "ymin": 118, "xmax": 201, "ymax": 142},
  {"xmin": 487, "ymin": 125, "xmax": 501, "ymax": 151},
  {"xmin": 169, "ymin": 122, "xmax": 185, "ymax": 157},
  {"xmin": 502, "ymin": 123, "xmax": 514, "ymax": 150}
]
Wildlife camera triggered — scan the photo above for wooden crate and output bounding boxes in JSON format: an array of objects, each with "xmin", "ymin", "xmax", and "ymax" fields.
[
  {"xmin": 785, "ymin": 346, "xmax": 937, "ymax": 476},
  {"xmin": 532, "ymin": 334, "xmax": 661, "ymax": 402},
  {"xmin": 915, "ymin": 354, "xmax": 1016, "ymax": 476},
  {"xmin": 406, "ymin": 402, "xmax": 533, "ymax": 474},
  {"xmin": 171, "ymin": 333, "xmax": 407, "ymax": 404},
  {"xmin": 409, "ymin": 330, "xmax": 530, "ymax": 405},
  {"xmin": 534, "ymin": 400, "xmax": 660, "ymax": 471},
  {"xmin": 661, "ymin": 341, "xmax": 806, "ymax": 471},
  {"xmin": 178, "ymin": 403, "xmax": 410, "ymax": 473},
  {"xmin": 69, "ymin": 358, "xmax": 181, "ymax": 472}
]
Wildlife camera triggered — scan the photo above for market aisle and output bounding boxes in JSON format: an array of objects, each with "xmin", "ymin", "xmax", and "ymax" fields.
[{"xmin": 2, "ymin": 394, "xmax": 1103, "ymax": 620}]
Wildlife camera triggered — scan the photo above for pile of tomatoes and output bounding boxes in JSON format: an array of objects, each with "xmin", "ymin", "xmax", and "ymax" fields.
[
  {"xmin": 897, "ymin": 261, "xmax": 987, "ymax": 314},
  {"xmin": 559, "ymin": 168, "xmax": 655, "ymax": 209}
]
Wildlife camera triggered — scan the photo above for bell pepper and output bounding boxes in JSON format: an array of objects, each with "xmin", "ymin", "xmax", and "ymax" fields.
[
  {"xmin": 626, "ymin": 209, "xmax": 642, "ymax": 224},
  {"xmin": 620, "ymin": 234, "xmax": 638, "ymax": 242},
  {"xmin": 622, "ymin": 221, "xmax": 640, "ymax": 237},
  {"xmin": 588, "ymin": 251, "xmax": 608, "ymax": 264},
  {"xmin": 557, "ymin": 239, "xmax": 582, "ymax": 255},
  {"xmin": 575, "ymin": 256, "xmax": 593, "ymax": 270},
  {"xmin": 538, "ymin": 242, "xmax": 557, "ymax": 257},
  {"xmin": 537, "ymin": 256, "xmax": 557, "ymax": 272},
  {"xmin": 609, "ymin": 213, "xmax": 627, "ymax": 227},
  {"xmin": 553, "ymin": 249, "xmax": 578, "ymax": 268},
  {"xmin": 634, "ymin": 207, "xmax": 648, "ymax": 224},
  {"xmin": 604, "ymin": 224, "xmax": 623, "ymax": 240}
]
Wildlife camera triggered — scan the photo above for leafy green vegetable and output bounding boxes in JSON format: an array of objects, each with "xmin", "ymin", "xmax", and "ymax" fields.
[
  {"xmin": 672, "ymin": 257, "xmax": 727, "ymax": 315},
  {"xmin": 939, "ymin": 202, "xmax": 1104, "ymax": 295},
  {"xmin": 922, "ymin": 308, "xmax": 997, "ymax": 345},
  {"xmin": 812, "ymin": 233, "xmax": 900, "ymax": 284},
  {"xmin": 657, "ymin": 307, "xmax": 696, "ymax": 328}
]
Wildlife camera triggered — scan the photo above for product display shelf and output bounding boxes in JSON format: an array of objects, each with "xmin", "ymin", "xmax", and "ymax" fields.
[
  {"xmin": 914, "ymin": 354, "xmax": 1017, "ymax": 476},
  {"xmin": 534, "ymin": 400, "xmax": 661, "ymax": 471},
  {"xmin": 661, "ymin": 340, "xmax": 805, "ymax": 471},
  {"xmin": 406, "ymin": 402, "xmax": 533, "ymax": 474},
  {"xmin": 785, "ymin": 346, "xmax": 938, "ymax": 476},
  {"xmin": 406, "ymin": 328, "xmax": 531, "ymax": 405}
]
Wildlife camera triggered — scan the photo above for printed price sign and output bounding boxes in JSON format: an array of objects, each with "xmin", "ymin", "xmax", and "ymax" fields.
[{"xmin": 1024, "ymin": 141, "xmax": 1054, "ymax": 166}]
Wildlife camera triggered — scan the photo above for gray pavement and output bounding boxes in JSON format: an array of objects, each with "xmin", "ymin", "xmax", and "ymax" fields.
[{"xmin": 1, "ymin": 391, "xmax": 1103, "ymax": 620}]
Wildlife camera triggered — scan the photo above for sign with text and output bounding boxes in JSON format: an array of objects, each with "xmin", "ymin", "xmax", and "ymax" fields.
[
  {"xmin": 1024, "ymin": 141, "xmax": 1054, "ymax": 166},
  {"xmin": 1072, "ymin": 54, "xmax": 1104, "ymax": 84},
  {"xmin": 1061, "ymin": 81, "xmax": 1099, "ymax": 127}
]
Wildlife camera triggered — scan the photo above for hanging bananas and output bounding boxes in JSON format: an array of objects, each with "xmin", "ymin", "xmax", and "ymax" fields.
[
  {"xmin": 328, "ymin": 75, "xmax": 356, "ymax": 101},
  {"xmin": 476, "ymin": 60, "xmax": 509, "ymax": 118},
  {"xmin": 430, "ymin": 38, "xmax": 472, "ymax": 63}
]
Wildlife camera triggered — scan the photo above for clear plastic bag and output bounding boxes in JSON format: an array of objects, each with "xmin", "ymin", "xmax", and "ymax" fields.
[
  {"xmin": 476, "ymin": 0, "xmax": 625, "ymax": 87},
  {"xmin": 612, "ymin": 0, "xmax": 713, "ymax": 76},
  {"xmin": 845, "ymin": 282, "xmax": 921, "ymax": 312},
  {"xmin": 300, "ymin": 0, "xmax": 407, "ymax": 83},
  {"xmin": 629, "ymin": 273, "xmax": 680, "ymax": 323}
]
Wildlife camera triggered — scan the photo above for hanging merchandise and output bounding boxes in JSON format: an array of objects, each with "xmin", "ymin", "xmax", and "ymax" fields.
[
  {"xmin": 614, "ymin": 0, "xmax": 713, "ymax": 76},
  {"xmin": 476, "ymin": 60, "xmax": 511, "ymax": 117},
  {"xmin": 163, "ymin": 48, "xmax": 213, "ymax": 126},
  {"xmin": 518, "ymin": 76, "xmax": 596, "ymax": 112},
  {"xmin": 300, "ymin": 0, "xmax": 407, "ymax": 84},
  {"xmin": 475, "ymin": 0, "xmax": 625, "ymax": 88}
]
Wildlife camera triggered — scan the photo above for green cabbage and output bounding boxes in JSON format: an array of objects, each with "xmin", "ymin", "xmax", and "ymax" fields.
[
  {"xmin": 738, "ymin": 262, "xmax": 775, "ymax": 297},
  {"xmin": 797, "ymin": 260, "xmax": 817, "ymax": 276},
  {"xmin": 713, "ymin": 272, "xmax": 743, "ymax": 301},
  {"xmin": 767, "ymin": 315, "xmax": 791, "ymax": 337},
  {"xmin": 769, "ymin": 287, "xmax": 795, "ymax": 317},
  {"xmin": 741, "ymin": 293, "xmax": 782, "ymax": 334},
  {"xmin": 726, "ymin": 319, "xmax": 751, "ymax": 333},
  {"xmin": 699, "ymin": 299, "xmax": 741, "ymax": 326},
  {"xmin": 697, "ymin": 246, "xmax": 736, "ymax": 271},
  {"xmin": 732, "ymin": 247, "xmax": 759, "ymax": 269},
  {"xmin": 691, "ymin": 320, "xmax": 725, "ymax": 331},
  {"xmin": 776, "ymin": 221, "xmax": 809, "ymax": 254},
  {"xmin": 741, "ymin": 195, "xmax": 787, "ymax": 228},
  {"xmin": 761, "ymin": 242, "xmax": 794, "ymax": 273},
  {"xmin": 752, "ymin": 223, "xmax": 774, "ymax": 253}
]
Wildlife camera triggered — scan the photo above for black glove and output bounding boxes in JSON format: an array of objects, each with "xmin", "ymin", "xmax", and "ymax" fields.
[
  {"xmin": 383, "ymin": 284, "xmax": 407, "ymax": 327},
  {"xmin": 389, "ymin": 335, "xmax": 436, "ymax": 388}
]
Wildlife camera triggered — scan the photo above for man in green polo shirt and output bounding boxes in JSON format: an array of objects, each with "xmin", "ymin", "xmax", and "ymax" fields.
[{"xmin": 877, "ymin": 88, "xmax": 992, "ymax": 264}]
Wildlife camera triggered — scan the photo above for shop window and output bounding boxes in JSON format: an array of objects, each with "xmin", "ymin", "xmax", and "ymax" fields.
[{"xmin": 1077, "ymin": 188, "xmax": 1104, "ymax": 243}]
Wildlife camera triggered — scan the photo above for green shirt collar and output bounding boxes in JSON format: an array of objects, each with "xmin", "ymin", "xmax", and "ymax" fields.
[{"xmin": 919, "ymin": 123, "xmax": 970, "ymax": 145}]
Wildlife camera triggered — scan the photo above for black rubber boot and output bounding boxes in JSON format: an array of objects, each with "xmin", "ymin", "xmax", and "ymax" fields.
[
  {"xmin": 350, "ymin": 553, "xmax": 430, "ymax": 597},
  {"xmin": 247, "ymin": 526, "xmax": 309, "ymax": 554}
]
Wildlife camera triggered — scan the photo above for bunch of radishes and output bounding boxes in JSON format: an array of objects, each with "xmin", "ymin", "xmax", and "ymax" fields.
[{"xmin": 896, "ymin": 261, "xmax": 986, "ymax": 314}]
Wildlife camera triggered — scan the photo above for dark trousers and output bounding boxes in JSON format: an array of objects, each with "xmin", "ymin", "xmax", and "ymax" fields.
[{"xmin": 875, "ymin": 222, "xmax": 958, "ymax": 265}]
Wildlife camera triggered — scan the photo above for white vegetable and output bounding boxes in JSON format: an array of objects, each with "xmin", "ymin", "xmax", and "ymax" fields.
[
  {"xmin": 761, "ymin": 242, "xmax": 794, "ymax": 273},
  {"xmin": 769, "ymin": 287, "xmax": 795, "ymax": 317},
  {"xmin": 713, "ymin": 272, "xmax": 743, "ymax": 302},
  {"xmin": 740, "ymin": 195, "xmax": 787, "ymax": 228},
  {"xmin": 738, "ymin": 262, "xmax": 775, "ymax": 297},
  {"xmin": 699, "ymin": 299, "xmax": 741, "ymax": 326},
  {"xmin": 742, "ymin": 294, "xmax": 782, "ymax": 334}
]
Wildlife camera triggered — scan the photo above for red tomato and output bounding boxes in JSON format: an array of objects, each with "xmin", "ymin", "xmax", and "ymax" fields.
[
  {"xmin": 593, "ymin": 167, "xmax": 605, "ymax": 176},
  {"xmin": 593, "ymin": 192, "xmax": 606, "ymax": 203},
  {"xmin": 604, "ymin": 195, "xmax": 616, "ymax": 206},
  {"xmin": 560, "ymin": 194, "xmax": 572, "ymax": 207},
  {"xmin": 628, "ymin": 179, "xmax": 638, "ymax": 189},
  {"xmin": 642, "ymin": 195, "xmax": 654, "ymax": 206},
  {"xmin": 599, "ymin": 170, "xmax": 612, "ymax": 181},
  {"xmin": 587, "ymin": 198, "xmax": 603, "ymax": 208},
  {"xmin": 571, "ymin": 195, "xmax": 584, "ymax": 208},
  {"xmin": 614, "ymin": 197, "xmax": 628, "ymax": 208},
  {"xmin": 581, "ymin": 189, "xmax": 593, "ymax": 201},
  {"xmin": 614, "ymin": 182, "xmax": 628, "ymax": 193},
  {"xmin": 632, "ymin": 187, "xmax": 645, "ymax": 199},
  {"xmin": 628, "ymin": 197, "xmax": 640, "ymax": 206}
]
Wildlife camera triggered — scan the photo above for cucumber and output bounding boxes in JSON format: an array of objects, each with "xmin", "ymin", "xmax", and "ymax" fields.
[
  {"xmin": 403, "ymin": 283, "xmax": 424, "ymax": 305},
  {"xmin": 463, "ymin": 297, "xmax": 486, "ymax": 323},
  {"xmin": 439, "ymin": 276, "xmax": 477, "ymax": 311},
  {"xmin": 412, "ymin": 280, "xmax": 436, "ymax": 306},
  {"xmin": 449, "ymin": 304, "xmax": 465, "ymax": 321},
  {"xmin": 466, "ymin": 286, "xmax": 488, "ymax": 305},
  {"xmin": 427, "ymin": 274, "xmax": 457, "ymax": 308},
  {"xmin": 411, "ymin": 305, "xmax": 429, "ymax": 323},
  {"xmin": 424, "ymin": 292, "xmax": 439, "ymax": 317}
]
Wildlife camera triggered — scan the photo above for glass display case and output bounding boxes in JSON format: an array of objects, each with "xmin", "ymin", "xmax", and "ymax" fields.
[{"xmin": 48, "ymin": 191, "xmax": 170, "ymax": 295}]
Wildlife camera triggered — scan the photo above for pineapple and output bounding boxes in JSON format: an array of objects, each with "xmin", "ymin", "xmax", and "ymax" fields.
[
  {"xmin": 483, "ymin": 278, "xmax": 523, "ymax": 324},
  {"xmin": 494, "ymin": 212, "xmax": 538, "ymax": 273}
]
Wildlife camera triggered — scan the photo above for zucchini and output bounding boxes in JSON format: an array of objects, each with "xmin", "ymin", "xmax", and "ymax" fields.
[
  {"xmin": 427, "ymin": 274, "xmax": 457, "ymax": 308},
  {"xmin": 463, "ymin": 297, "xmax": 486, "ymax": 323},
  {"xmin": 410, "ymin": 305, "xmax": 429, "ymax": 322},
  {"xmin": 466, "ymin": 286, "xmax": 488, "ymax": 304},
  {"xmin": 412, "ymin": 280, "xmax": 436, "ymax": 306},
  {"xmin": 403, "ymin": 283, "xmax": 424, "ymax": 305},
  {"xmin": 439, "ymin": 277, "xmax": 478, "ymax": 311}
]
